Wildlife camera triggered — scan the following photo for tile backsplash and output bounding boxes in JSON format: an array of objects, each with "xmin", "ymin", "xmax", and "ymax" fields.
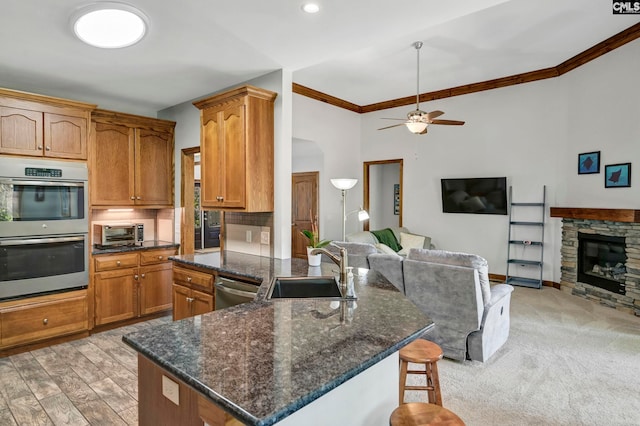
[{"xmin": 224, "ymin": 212, "xmax": 273, "ymax": 257}]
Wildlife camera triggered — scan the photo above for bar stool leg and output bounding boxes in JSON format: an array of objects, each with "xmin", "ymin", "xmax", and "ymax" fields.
[
  {"xmin": 426, "ymin": 360, "xmax": 442, "ymax": 406},
  {"xmin": 399, "ymin": 359, "xmax": 409, "ymax": 404}
]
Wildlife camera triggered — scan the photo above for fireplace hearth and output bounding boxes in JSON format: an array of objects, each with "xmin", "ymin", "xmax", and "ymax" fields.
[{"xmin": 578, "ymin": 233, "xmax": 626, "ymax": 295}]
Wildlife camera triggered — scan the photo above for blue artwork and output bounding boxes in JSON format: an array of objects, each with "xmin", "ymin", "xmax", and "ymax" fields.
[
  {"xmin": 578, "ymin": 151, "xmax": 600, "ymax": 174},
  {"xmin": 605, "ymin": 163, "xmax": 631, "ymax": 188}
]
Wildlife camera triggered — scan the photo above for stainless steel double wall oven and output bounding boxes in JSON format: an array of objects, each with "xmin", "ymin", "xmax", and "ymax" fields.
[{"xmin": 0, "ymin": 157, "xmax": 89, "ymax": 300}]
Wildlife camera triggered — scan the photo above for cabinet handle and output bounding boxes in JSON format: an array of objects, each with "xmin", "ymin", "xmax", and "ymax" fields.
[
  {"xmin": 45, "ymin": 146, "xmax": 51, "ymax": 151},
  {"xmin": 116, "ymin": 261, "xmax": 121, "ymax": 266},
  {"xmin": 134, "ymin": 274, "xmax": 139, "ymax": 280},
  {"xmin": 131, "ymin": 196, "xmax": 135, "ymax": 200},
  {"xmin": 141, "ymin": 273, "xmax": 146, "ymax": 278},
  {"xmin": 187, "ymin": 276, "xmax": 192, "ymax": 282},
  {"xmin": 158, "ymin": 256, "xmax": 163, "ymax": 260},
  {"xmin": 136, "ymin": 196, "xmax": 141, "ymax": 200},
  {"xmin": 37, "ymin": 146, "xmax": 43, "ymax": 150},
  {"xmin": 216, "ymin": 196, "xmax": 224, "ymax": 201},
  {"xmin": 186, "ymin": 297, "xmax": 194, "ymax": 302},
  {"xmin": 43, "ymin": 318, "xmax": 48, "ymax": 325}
]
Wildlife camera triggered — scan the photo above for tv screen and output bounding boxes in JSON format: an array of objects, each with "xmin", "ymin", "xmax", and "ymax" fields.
[{"xmin": 441, "ymin": 177, "xmax": 508, "ymax": 215}]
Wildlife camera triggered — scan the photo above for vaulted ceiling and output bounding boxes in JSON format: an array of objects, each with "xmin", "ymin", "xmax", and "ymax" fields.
[{"xmin": 1, "ymin": 0, "xmax": 638, "ymax": 114}]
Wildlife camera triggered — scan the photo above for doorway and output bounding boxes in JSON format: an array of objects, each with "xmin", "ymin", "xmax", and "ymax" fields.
[
  {"xmin": 363, "ymin": 159, "xmax": 403, "ymax": 231},
  {"xmin": 181, "ymin": 147, "xmax": 223, "ymax": 254},
  {"xmin": 291, "ymin": 172, "xmax": 319, "ymax": 259}
]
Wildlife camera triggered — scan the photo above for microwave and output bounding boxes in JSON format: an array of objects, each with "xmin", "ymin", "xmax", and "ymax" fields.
[{"xmin": 94, "ymin": 224, "xmax": 144, "ymax": 248}]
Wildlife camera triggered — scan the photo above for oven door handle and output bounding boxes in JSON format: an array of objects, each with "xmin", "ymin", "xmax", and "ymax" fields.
[
  {"xmin": 0, "ymin": 179, "xmax": 85, "ymax": 187},
  {"xmin": 0, "ymin": 236, "xmax": 85, "ymax": 246},
  {"xmin": 215, "ymin": 282, "xmax": 258, "ymax": 299}
]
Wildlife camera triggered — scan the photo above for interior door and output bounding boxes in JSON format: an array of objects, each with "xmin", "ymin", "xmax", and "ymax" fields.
[{"xmin": 291, "ymin": 172, "xmax": 319, "ymax": 259}]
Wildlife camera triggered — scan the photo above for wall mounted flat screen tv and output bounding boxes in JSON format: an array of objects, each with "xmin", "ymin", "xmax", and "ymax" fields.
[{"xmin": 441, "ymin": 177, "xmax": 508, "ymax": 215}]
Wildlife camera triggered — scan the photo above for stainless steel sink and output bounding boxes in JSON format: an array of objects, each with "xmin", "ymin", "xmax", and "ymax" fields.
[{"xmin": 267, "ymin": 276, "xmax": 343, "ymax": 299}]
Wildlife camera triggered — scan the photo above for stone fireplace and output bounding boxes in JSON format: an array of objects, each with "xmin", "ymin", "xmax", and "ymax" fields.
[{"xmin": 551, "ymin": 208, "xmax": 640, "ymax": 316}]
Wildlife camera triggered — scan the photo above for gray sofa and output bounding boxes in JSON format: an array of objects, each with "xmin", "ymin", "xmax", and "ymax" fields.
[{"xmin": 368, "ymin": 248, "xmax": 514, "ymax": 362}]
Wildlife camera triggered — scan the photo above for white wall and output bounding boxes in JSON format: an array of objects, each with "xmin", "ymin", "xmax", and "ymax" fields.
[
  {"xmin": 292, "ymin": 95, "xmax": 362, "ymax": 242},
  {"xmin": 295, "ymin": 37, "xmax": 640, "ymax": 283}
]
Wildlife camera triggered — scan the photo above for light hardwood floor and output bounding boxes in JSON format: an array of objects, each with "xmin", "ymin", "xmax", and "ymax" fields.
[{"xmin": 0, "ymin": 316, "xmax": 171, "ymax": 425}]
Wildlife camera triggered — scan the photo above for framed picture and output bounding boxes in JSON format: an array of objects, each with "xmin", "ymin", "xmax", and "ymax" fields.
[
  {"xmin": 604, "ymin": 163, "xmax": 631, "ymax": 188},
  {"xmin": 578, "ymin": 151, "xmax": 600, "ymax": 174}
]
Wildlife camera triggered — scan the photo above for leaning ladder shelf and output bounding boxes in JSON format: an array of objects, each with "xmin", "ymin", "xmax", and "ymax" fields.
[{"xmin": 505, "ymin": 186, "xmax": 546, "ymax": 288}]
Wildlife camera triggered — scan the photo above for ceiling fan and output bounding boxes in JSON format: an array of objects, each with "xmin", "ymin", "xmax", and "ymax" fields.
[{"xmin": 378, "ymin": 41, "xmax": 465, "ymax": 134}]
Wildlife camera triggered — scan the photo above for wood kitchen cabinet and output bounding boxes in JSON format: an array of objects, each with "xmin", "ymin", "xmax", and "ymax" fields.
[
  {"xmin": 172, "ymin": 264, "xmax": 215, "ymax": 321},
  {"xmin": 0, "ymin": 88, "xmax": 95, "ymax": 159},
  {"xmin": 0, "ymin": 290, "xmax": 88, "ymax": 351},
  {"xmin": 93, "ymin": 248, "xmax": 177, "ymax": 326},
  {"xmin": 90, "ymin": 109, "xmax": 175, "ymax": 207},
  {"xmin": 193, "ymin": 85, "xmax": 276, "ymax": 212}
]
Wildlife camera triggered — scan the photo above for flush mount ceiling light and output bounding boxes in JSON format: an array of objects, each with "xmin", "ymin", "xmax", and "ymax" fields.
[
  {"xmin": 71, "ymin": 2, "xmax": 149, "ymax": 48},
  {"xmin": 301, "ymin": 3, "xmax": 320, "ymax": 13}
]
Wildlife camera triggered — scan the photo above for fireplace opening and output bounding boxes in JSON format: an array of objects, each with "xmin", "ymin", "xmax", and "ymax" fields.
[{"xmin": 577, "ymin": 233, "xmax": 626, "ymax": 295}]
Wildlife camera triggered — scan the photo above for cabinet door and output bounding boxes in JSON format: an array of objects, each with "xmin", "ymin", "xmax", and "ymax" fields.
[
  {"xmin": 200, "ymin": 108, "xmax": 223, "ymax": 207},
  {"xmin": 139, "ymin": 263, "xmax": 173, "ymax": 316},
  {"xmin": 94, "ymin": 268, "xmax": 138, "ymax": 325},
  {"xmin": 135, "ymin": 128, "xmax": 173, "ymax": 206},
  {"xmin": 172, "ymin": 284, "xmax": 192, "ymax": 321},
  {"xmin": 0, "ymin": 106, "xmax": 43, "ymax": 156},
  {"xmin": 44, "ymin": 113, "xmax": 87, "ymax": 159},
  {"xmin": 92, "ymin": 122, "xmax": 135, "ymax": 206},
  {"xmin": 191, "ymin": 289, "xmax": 214, "ymax": 317},
  {"xmin": 219, "ymin": 103, "xmax": 246, "ymax": 208},
  {"xmin": 200, "ymin": 101, "xmax": 246, "ymax": 209}
]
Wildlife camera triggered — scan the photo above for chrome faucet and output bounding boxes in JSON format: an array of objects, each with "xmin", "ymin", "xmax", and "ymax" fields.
[{"xmin": 309, "ymin": 246, "xmax": 348, "ymax": 284}]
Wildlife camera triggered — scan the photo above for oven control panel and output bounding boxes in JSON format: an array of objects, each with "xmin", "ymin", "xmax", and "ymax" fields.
[{"xmin": 25, "ymin": 167, "xmax": 63, "ymax": 178}]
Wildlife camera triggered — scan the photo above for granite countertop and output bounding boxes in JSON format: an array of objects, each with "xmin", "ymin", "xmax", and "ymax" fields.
[
  {"xmin": 123, "ymin": 251, "xmax": 433, "ymax": 426},
  {"xmin": 91, "ymin": 240, "xmax": 179, "ymax": 255}
]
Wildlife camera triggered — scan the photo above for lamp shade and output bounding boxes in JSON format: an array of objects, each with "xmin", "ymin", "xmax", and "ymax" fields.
[
  {"xmin": 358, "ymin": 209, "xmax": 369, "ymax": 221},
  {"xmin": 406, "ymin": 121, "xmax": 428, "ymax": 134},
  {"xmin": 331, "ymin": 178, "xmax": 358, "ymax": 190}
]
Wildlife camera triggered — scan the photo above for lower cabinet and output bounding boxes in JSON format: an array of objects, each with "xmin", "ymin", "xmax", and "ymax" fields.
[
  {"xmin": 172, "ymin": 264, "xmax": 215, "ymax": 321},
  {"xmin": 172, "ymin": 285, "xmax": 213, "ymax": 321},
  {"xmin": 0, "ymin": 290, "xmax": 88, "ymax": 349},
  {"xmin": 93, "ymin": 248, "xmax": 177, "ymax": 327}
]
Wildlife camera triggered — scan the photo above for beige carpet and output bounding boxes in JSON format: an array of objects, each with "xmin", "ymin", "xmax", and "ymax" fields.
[{"xmin": 405, "ymin": 286, "xmax": 640, "ymax": 426}]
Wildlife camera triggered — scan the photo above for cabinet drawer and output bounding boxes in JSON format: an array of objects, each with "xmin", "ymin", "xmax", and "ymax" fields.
[
  {"xmin": 140, "ymin": 248, "xmax": 177, "ymax": 265},
  {"xmin": 94, "ymin": 253, "xmax": 139, "ymax": 272},
  {"xmin": 1, "ymin": 294, "xmax": 87, "ymax": 347},
  {"xmin": 173, "ymin": 266, "xmax": 214, "ymax": 292}
]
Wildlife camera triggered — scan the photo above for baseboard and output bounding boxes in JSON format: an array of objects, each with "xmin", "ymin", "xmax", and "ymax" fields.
[{"xmin": 488, "ymin": 273, "xmax": 560, "ymax": 289}]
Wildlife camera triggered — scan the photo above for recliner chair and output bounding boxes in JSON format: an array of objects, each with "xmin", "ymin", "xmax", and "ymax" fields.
[{"xmin": 369, "ymin": 248, "xmax": 513, "ymax": 362}]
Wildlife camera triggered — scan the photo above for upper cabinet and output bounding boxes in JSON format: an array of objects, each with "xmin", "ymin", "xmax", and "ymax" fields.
[
  {"xmin": 90, "ymin": 109, "xmax": 175, "ymax": 208},
  {"xmin": 194, "ymin": 85, "xmax": 277, "ymax": 212},
  {"xmin": 0, "ymin": 88, "xmax": 95, "ymax": 160}
]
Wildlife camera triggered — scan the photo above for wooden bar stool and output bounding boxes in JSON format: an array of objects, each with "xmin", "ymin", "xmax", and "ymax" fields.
[
  {"xmin": 399, "ymin": 339, "xmax": 443, "ymax": 406},
  {"xmin": 390, "ymin": 402, "xmax": 465, "ymax": 426}
]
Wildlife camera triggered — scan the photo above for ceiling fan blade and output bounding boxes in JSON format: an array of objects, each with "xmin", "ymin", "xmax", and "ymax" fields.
[
  {"xmin": 430, "ymin": 119, "xmax": 465, "ymax": 126},
  {"xmin": 380, "ymin": 117, "xmax": 408, "ymax": 121},
  {"xmin": 419, "ymin": 126, "xmax": 428, "ymax": 135},
  {"xmin": 378, "ymin": 123, "xmax": 407, "ymax": 131},
  {"xmin": 426, "ymin": 110, "xmax": 445, "ymax": 119}
]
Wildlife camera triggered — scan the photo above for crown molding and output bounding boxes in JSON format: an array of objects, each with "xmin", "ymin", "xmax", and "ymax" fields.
[{"xmin": 293, "ymin": 22, "xmax": 640, "ymax": 114}]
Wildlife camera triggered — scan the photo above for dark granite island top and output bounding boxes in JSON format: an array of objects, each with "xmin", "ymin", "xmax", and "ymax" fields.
[{"xmin": 123, "ymin": 251, "xmax": 433, "ymax": 426}]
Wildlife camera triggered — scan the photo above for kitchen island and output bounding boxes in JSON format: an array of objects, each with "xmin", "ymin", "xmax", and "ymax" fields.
[{"xmin": 123, "ymin": 251, "xmax": 433, "ymax": 425}]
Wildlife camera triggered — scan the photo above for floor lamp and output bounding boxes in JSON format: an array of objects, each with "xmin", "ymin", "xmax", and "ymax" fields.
[{"xmin": 331, "ymin": 178, "xmax": 369, "ymax": 241}]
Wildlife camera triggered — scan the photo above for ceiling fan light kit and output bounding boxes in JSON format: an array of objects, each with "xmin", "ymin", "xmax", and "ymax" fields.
[{"xmin": 378, "ymin": 41, "xmax": 465, "ymax": 135}]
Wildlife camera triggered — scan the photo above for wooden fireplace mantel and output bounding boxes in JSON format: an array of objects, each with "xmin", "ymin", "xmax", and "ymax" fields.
[{"xmin": 550, "ymin": 207, "xmax": 640, "ymax": 223}]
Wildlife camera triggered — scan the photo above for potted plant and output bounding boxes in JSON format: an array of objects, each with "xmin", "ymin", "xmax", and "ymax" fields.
[{"xmin": 301, "ymin": 212, "xmax": 330, "ymax": 266}]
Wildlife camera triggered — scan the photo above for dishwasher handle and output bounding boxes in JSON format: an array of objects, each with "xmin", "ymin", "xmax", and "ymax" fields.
[{"xmin": 215, "ymin": 282, "xmax": 258, "ymax": 299}]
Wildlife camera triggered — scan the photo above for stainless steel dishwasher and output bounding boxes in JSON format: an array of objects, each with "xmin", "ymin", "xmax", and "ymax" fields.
[{"xmin": 214, "ymin": 275, "xmax": 260, "ymax": 309}]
